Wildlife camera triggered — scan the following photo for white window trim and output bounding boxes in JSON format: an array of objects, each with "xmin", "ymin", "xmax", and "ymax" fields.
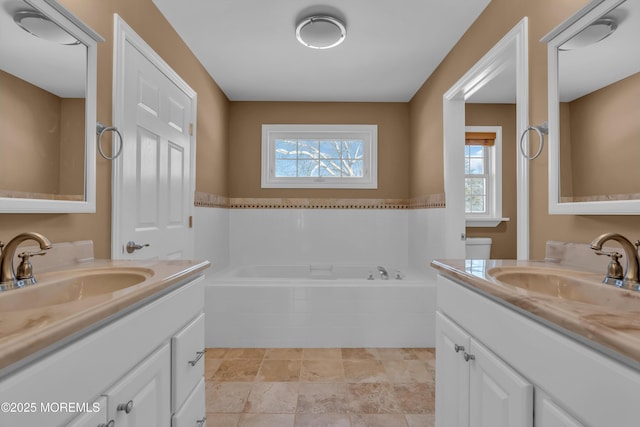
[
  {"xmin": 465, "ymin": 126, "xmax": 509, "ymax": 227},
  {"xmin": 261, "ymin": 124, "xmax": 378, "ymax": 189}
]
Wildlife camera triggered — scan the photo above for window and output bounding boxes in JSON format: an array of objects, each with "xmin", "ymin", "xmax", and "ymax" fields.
[
  {"xmin": 465, "ymin": 126, "xmax": 505, "ymax": 227},
  {"xmin": 262, "ymin": 124, "xmax": 377, "ymax": 188}
]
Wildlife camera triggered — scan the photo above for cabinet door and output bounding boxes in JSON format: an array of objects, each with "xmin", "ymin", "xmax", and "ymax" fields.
[
  {"xmin": 66, "ymin": 396, "xmax": 108, "ymax": 427},
  {"xmin": 172, "ymin": 313, "xmax": 205, "ymax": 412},
  {"xmin": 469, "ymin": 337, "xmax": 533, "ymax": 427},
  {"xmin": 105, "ymin": 343, "xmax": 171, "ymax": 427},
  {"xmin": 172, "ymin": 377, "xmax": 206, "ymax": 427},
  {"xmin": 535, "ymin": 392, "xmax": 585, "ymax": 427},
  {"xmin": 435, "ymin": 311, "xmax": 471, "ymax": 427}
]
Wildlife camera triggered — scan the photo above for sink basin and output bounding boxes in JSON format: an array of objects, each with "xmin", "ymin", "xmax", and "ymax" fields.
[
  {"xmin": 0, "ymin": 268, "xmax": 153, "ymax": 312},
  {"xmin": 487, "ymin": 266, "xmax": 640, "ymax": 311}
]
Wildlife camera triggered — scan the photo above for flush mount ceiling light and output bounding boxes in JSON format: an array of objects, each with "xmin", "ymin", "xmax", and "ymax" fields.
[
  {"xmin": 559, "ymin": 18, "xmax": 617, "ymax": 51},
  {"xmin": 296, "ymin": 15, "xmax": 346, "ymax": 49},
  {"xmin": 13, "ymin": 10, "xmax": 79, "ymax": 45}
]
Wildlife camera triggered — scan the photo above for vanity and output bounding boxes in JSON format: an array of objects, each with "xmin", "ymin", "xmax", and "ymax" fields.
[
  {"xmin": 431, "ymin": 241, "xmax": 640, "ymax": 427},
  {"xmin": 0, "ymin": 241, "xmax": 210, "ymax": 426}
]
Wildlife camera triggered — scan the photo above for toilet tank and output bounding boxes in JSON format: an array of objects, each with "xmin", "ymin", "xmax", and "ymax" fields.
[{"xmin": 465, "ymin": 237, "xmax": 492, "ymax": 259}]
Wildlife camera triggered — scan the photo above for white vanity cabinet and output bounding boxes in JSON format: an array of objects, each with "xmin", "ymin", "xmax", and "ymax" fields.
[
  {"xmin": 436, "ymin": 311, "xmax": 533, "ymax": 427},
  {"xmin": 0, "ymin": 275, "xmax": 206, "ymax": 427},
  {"xmin": 436, "ymin": 274, "xmax": 640, "ymax": 427}
]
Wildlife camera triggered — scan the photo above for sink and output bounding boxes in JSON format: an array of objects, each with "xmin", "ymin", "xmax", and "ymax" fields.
[
  {"xmin": 487, "ymin": 266, "xmax": 640, "ymax": 311},
  {"xmin": 0, "ymin": 267, "xmax": 153, "ymax": 312}
]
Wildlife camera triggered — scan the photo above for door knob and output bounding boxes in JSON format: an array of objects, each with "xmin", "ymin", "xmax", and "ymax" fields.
[{"xmin": 126, "ymin": 241, "xmax": 149, "ymax": 254}]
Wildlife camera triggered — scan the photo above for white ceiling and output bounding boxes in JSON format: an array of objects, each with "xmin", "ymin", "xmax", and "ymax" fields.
[{"xmin": 152, "ymin": 0, "xmax": 492, "ymax": 102}]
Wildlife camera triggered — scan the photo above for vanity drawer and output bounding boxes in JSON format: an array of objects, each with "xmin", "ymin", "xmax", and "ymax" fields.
[
  {"xmin": 172, "ymin": 377, "xmax": 206, "ymax": 427},
  {"xmin": 172, "ymin": 313, "xmax": 205, "ymax": 411}
]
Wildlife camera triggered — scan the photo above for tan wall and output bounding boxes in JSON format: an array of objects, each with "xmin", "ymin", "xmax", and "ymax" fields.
[
  {"xmin": 409, "ymin": 0, "xmax": 640, "ymax": 259},
  {"xmin": 566, "ymin": 72, "xmax": 640, "ymax": 197},
  {"xmin": 0, "ymin": 0, "xmax": 229, "ymax": 259},
  {"xmin": 465, "ymin": 104, "xmax": 517, "ymax": 259},
  {"xmin": 0, "ymin": 70, "xmax": 61, "ymax": 194},
  {"xmin": 228, "ymin": 102, "xmax": 410, "ymax": 199},
  {"xmin": 59, "ymin": 98, "xmax": 86, "ymax": 196}
]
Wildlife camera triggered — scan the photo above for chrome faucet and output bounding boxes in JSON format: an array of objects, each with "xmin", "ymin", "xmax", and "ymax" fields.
[
  {"xmin": 590, "ymin": 232, "xmax": 640, "ymax": 290},
  {"xmin": 377, "ymin": 266, "xmax": 388, "ymax": 280},
  {"xmin": 0, "ymin": 232, "xmax": 52, "ymax": 291}
]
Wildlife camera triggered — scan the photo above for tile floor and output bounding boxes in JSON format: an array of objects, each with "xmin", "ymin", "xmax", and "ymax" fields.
[{"xmin": 205, "ymin": 348, "xmax": 436, "ymax": 427}]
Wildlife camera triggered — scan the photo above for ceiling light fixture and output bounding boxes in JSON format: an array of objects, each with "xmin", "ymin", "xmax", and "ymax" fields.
[
  {"xmin": 559, "ymin": 18, "xmax": 617, "ymax": 51},
  {"xmin": 296, "ymin": 15, "xmax": 346, "ymax": 49},
  {"xmin": 13, "ymin": 10, "xmax": 79, "ymax": 45}
]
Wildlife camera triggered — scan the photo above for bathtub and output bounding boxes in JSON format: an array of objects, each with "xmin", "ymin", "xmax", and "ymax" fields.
[{"xmin": 204, "ymin": 264, "xmax": 436, "ymax": 348}]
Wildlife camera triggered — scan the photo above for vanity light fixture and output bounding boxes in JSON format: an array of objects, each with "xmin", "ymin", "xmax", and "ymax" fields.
[
  {"xmin": 296, "ymin": 15, "xmax": 346, "ymax": 49},
  {"xmin": 13, "ymin": 10, "xmax": 79, "ymax": 45},
  {"xmin": 559, "ymin": 18, "xmax": 617, "ymax": 51}
]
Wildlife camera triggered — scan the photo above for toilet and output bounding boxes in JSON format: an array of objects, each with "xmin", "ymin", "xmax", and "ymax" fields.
[{"xmin": 465, "ymin": 237, "xmax": 492, "ymax": 259}]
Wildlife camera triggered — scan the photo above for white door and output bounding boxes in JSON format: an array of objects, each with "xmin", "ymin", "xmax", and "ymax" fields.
[
  {"xmin": 436, "ymin": 311, "xmax": 471, "ymax": 427},
  {"xmin": 112, "ymin": 16, "xmax": 196, "ymax": 260},
  {"xmin": 469, "ymin": 337, "xmax": 533, "ymax": 427}
]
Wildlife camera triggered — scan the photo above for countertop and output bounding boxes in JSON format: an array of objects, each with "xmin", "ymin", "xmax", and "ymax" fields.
[
  {"xmin": 431, "ymin": 259, "xmax": 640, "ymax": 370},
  {"xmin": 0, "ymin": 259, "xmax": 210, "ymax": 376}
]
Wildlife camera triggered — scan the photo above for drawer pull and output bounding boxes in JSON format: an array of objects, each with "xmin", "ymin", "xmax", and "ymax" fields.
[
  {"xmin": 98, "ymin": 421, "xmax": 115, "ymax": 427},
  {"xmin": 196, "ymin": 415, "xmax": 207, "ymax": 427},
  {"xmin": 188, "ymin": 350, "xmax": 205, "ymax": 367},
  {"xmin": 454, "ymin": 344, "xmax": 465, "ymax": 353},
  {"xmin": 117, "ymin": 399, "xmax": 134, "ymax": 414},
  {"xmin": 463, "ymin": 352, "xmax": 475, "ymax": 362}
]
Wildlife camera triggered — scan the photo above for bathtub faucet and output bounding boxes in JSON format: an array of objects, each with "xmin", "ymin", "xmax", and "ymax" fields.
[{"xmin": 377, "ymin": 266, "xmax": 389, "ymax": 280}]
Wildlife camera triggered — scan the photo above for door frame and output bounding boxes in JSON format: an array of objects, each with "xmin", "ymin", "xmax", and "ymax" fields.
[
  {"xmin": 442, "ymin": 18, "xmax": 529, "ymax": 260},
  {"xmin": 111, "ymin": 15, "xmax": 197, "ymax": 259}
]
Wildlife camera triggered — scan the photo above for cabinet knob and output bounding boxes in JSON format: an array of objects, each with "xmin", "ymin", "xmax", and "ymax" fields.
[
  {"xmin": 454, "ymin": 344, "xmax": 465, "ymax": 353},
  {"xmin": 463, "ymin": 352, "xmax": 475, "ymax": 362},
  {"xmin": 196, "ymin": 415, "xmax": 207, "ymax": 427},
  {"xmin": 188, "ymin": 350, "xmax": 206, "ymax": 367},
  {"xmin": 117, "ymin": 399, "xmax": 134, "ymax": 414},
  {"xmin": 97, "ymin": 421, "xmax": 115, "ymax": 427}
]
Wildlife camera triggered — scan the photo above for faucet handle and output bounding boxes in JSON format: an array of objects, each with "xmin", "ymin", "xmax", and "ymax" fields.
[{"xmin": 16, "ymin": 251, "xmax": 48, "ymax": 281}]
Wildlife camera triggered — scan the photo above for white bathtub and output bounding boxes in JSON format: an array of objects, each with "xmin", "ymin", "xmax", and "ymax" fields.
[{"xmin": 204, "ymin": 264, "xmax": 436, "ymax": 348}]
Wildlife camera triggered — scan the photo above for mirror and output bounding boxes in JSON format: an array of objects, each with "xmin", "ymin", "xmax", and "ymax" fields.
[
  {"xmin": 0, "ymin": 0, "xmax": 103, "ymax": 213},
  {"xmin": 544, "ymin": 0, "xmax": 640, "ymax": 214}
]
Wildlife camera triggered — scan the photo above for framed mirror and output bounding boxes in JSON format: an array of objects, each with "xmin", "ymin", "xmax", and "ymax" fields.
[
  {"xmin": 0, "ymin": 0, "xmax": 103, "ymax": 213},
  {"xmin": 543, "ymin": 0, "xmax": 640, "ymax": 214}
]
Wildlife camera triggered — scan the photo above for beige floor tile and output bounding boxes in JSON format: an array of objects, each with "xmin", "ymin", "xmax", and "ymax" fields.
[
  {"xmin": 346, "ymin": 383, "xmax": 403, "ymax": 414},
  {"xmin": 244, "ymin": 382, "xmax": 299, "ymax": 413},
  {"xmin": 344, "ymin": 360, "xmax": 388, "ymax": 383},
  {"xmin": 301, "ymin": 360, "xmax": 345, "ymax": 382},
  {"xmin": 409, "ymin": 348, "xmax": 436, "ymax": 361},
  {"xmin": 237, "ymin": 413, "xmax": 295, "ymax": 427},
  {"xmin": 295, "ymin": 413, "xmax": 351, "ymax": 427},
  {"xmin": 382, "ymin": 360, "xmax": 432, "ymax": 383},
  {"xmin": 213, "ymin": 359, "xmax": 262, "ymax": 382},
  {"xmin": 206, "ymin": 348, "xmax": 229, "ymax": 359},
  {"xmin": 265, "ymin": 348, "xmax": 304, "ymax": 360},
  {"xmin": 257, "ymin": 360, "xmax": 302, "ymax": 382},
  {"xmin": 341, "ymin": 348, "xmax": 379, "ymax": 360},
  {"xmin": 297, "ymin": 383, "xmax": 348, "ymax": 414},
  {"xmin": 405, "ymin": 414, "xmax": 436, "ymax": 427},
  {"xmin": 206, "ymin": 413, "xmax": 242, "ymax": 427},
  {"xmin": 393, "ymin": 384, "xmax": 435, "ymax": 414},
  {"xmin": 225, "ymin": 348, "xmax": 266, "ymax": 359},
  {"xmin": 303, "ymin": 348, "xmax": 343, "ymax": 360},
  {"xmin": 350, "ymin": 414, "xmax": 409, "ymax": 427},
  {"xmin": 205, "ymin": 358, "xmax": 223, "ymax": 380},
  {"xmin": 376, "ymin": 348, "xmax": 416, "ymax": 360},
  {"xmin": 206, "ymin": 382, "xmax": 252, "ymax": 413}
]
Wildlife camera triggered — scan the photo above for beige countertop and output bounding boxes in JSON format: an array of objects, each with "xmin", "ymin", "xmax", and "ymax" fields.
[
  {"xmin": 0, "ymin": 259, "xmax": 210, "ymax": 375},
  {"xmin": 431, "ymin": 259, "xmax": 640, "ymax": 370}
]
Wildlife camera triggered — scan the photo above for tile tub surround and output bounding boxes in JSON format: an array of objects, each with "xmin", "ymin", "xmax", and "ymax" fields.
[
  {"xmin": 430, "ymin": 258, "xmax": 640, "ymax": 370},
  {"xmin": 204, "ymin": 347, "xmax": 435, "ymax": 427}
]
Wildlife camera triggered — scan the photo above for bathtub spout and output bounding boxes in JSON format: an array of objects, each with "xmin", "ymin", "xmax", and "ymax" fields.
[{"xmin": 377, "ymin": 266, "xmax": 388, "ymax": 280}]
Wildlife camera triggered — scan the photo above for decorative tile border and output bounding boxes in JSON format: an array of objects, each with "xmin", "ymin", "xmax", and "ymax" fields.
[
  {"xmin": 0, "ymin": 189, "xmax": 84, "ymax": 201},
  {"xmin": 194, "ymin": 192, "xmax": 446, "ymax": 210},
  {"xmin": 559, "ymin": 193, "xmax": 640, "ymax": 203}
]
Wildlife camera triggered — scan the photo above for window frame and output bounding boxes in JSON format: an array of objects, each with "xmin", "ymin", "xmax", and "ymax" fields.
[
  {"xmin": 464, "ymin": 126, "xmax": 505, "ymax": 227},
  {"xmin": 261, "ymin": 124, "xmax": 378, "ymax": 189}
]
